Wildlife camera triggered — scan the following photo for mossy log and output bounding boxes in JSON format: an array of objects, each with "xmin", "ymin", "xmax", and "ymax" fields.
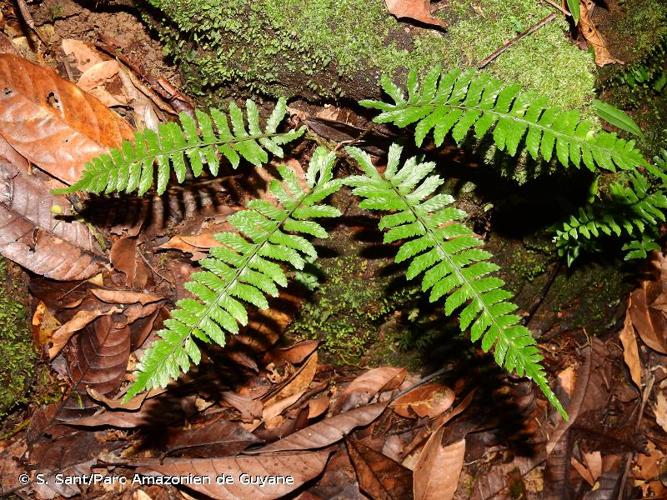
[{"xmin": 145, "ymin": 0, "xmax": 597, "ymax": 110}]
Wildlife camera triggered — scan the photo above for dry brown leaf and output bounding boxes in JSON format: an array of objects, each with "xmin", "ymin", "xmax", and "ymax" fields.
[
  {"xmin": 346, "ymin": 438, "xmax": 412, "ymax": 500},
  {"xmin": 164, "ymin": 419, "xmax": 262, "ymax": 458},
  {"xmin": 90, "ymin": 288, "xmax": 164, "ymax": 305},
  {"xmin": 629, "ymin": 282, "xmax": 667, "ymax": 354},
  {"xmin": 619, "ymin": 310, "xmax": 642, "ymax": 388},
  {"xmin": 413, "ymin": 432, "xmax": 465, "ymax": 500},
  {"xmin": 557, "ymin": 365, "xmax": 577, "ymax": 397},
  {"xmin": 139, "ymin": 451, "xmax": 330, "ymax": 499},
  {"xmin": 110, "ymin": 236, "xmax": 148, "ymax": 288},
  {"xmin": 67, "ymin": 315, "xmax": 131, "ymax": 396},
  {"xmin": 384, "ymin": 0, "xmax": 447, "ymax": 29},
  {"xmin": 263, "ymin": 352, "xmax": 318, "ymax": 409},
  {"xmin": 391, "ymin": 383, "xmax": 455, "ymax": 418},
  {"xmin": 571, "ymin": 456, "xmax": 595, "ymax": 486},
  {"xmin": 253, "ymin": 403, "xmax": 386, "ymax": 454},
  {"xmin": 61, "ymin": 39, "xmax": 105, "ymax": 72},
  {"xmin": 222, "ymin": 392, "xmax": 264, "ymax": 423},
  {"xmin": 263, "ymin": 390, "xmax": 306, "ymax": 424},
  {"xmin": 578, "ymin": 0, "xmax": 622, "ymax": 67},
  {"xmin": 49, "ymin": 305, "xmax": 119, "ymax": 359},
  {"xmin": 308, "ymin": 396, "xmax": 330, "ymax": 419},
  {"xmin": 0, "ymin": 53, "xmax": 134, "ymax": 184},
  {"xmin": 583, "ymin": 451, "xmax": 602, "ymax": 484},
  {"xmin": 265, "ymin": 340, "xmax": 320, "ymax": 366},
  {"xmin": 334, "ymin": 367, "xmax": 407, "ymax": 413},
  {"xmin": 86, "ymin": 386, "xmax": 165, "ymax": 411}
]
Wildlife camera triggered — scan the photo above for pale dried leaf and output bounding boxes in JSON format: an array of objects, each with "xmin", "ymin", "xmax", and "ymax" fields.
[
  {"xmin": 263, "ymin": 352, "xmax": 318, "ymax": 408},
  {"xmin": 655, "ymin": 390, "xmax": 667, "ymax": 433},
  {"xmin": 90, "ymin": 288, "xmax": 164, "ymax": 305},
  {"xmin": 49, "ymin": 306, "xmax": 118, "ymax": 359},
  {"xmin": 579, "ymin": 0, "xmax": 622, "ymax": 66},
  {"xmin": 629, "ymin": 282, "xmax": 667, "ymax": 354}
]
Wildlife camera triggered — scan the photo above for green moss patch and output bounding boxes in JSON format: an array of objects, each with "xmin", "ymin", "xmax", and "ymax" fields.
[
  {"xmin": 0, "ymin": 259, "xmax": 35, "ymax": 420},
  {"xmin": 146, "ymin": 0, "xmax": 596, "ymax": 110}
]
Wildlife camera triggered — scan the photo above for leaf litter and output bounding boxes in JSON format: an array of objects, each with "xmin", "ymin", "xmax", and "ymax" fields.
[{"xmin": 0, "ymin": 7, "xmax": 663, "ymax": 500}]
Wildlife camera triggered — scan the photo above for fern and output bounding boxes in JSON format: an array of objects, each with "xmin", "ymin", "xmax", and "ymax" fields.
[
  {"xmin": 345, "ymin": 144, "xmax": 567, "ymax": 419},
  {"xmin": 361, "ymin": 67, "xmax": 654, "ymax": 176},
  {"xmin": 56, "ymin": 98, "xmax": 304, "ymax": 196},
  {"xmin": 555, "ymin": 170, "xmax": 667, "ymax": 265},
  {"xmin": 125, "ymin": 148, "xmax": 341, "ymax": 398}
]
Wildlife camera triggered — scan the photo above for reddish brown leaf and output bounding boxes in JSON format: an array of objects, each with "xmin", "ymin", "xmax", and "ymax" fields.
[
  {"xmin": 67, "ymin": 315, "xmax": 130, "ymax": 397},
  {"xmin": 139, "ymin": 451, "xmax": 330, "ymax": 499},
  {"xmin": 391, "ymin": 383, "xmax": 455, "ymax": 419},
  {"xmin": 346, "ymin": 438, "xmax": 412, "ymax": 500},
  {"xmin": 222, "ymin": 391, "xmax": 264, "ymax": 422},
  {"xmin": 308, "ymin": 396, "xmax": 330, "ymax": 419},
  {"xmin": 629, "ymin": 282, "xmax": 667, "ymax": 354},
  {"xmin": 578, "ymin": 0, "xmax": 622, "ymax": 67},
  {"xmin": 0, "ymin": 53, "xmax": 134, "ymax": 184},
  {"xmin": 263, "ymin": 352, "xmax": 318, "ymax": 409},
  {"xmin": 384, "ymin": 0, "xmax": 447, "ymax": 29},
  {"xmin": 334, "ymin": 367, "xmax": 406, "ymax": 413},
  {"xmin": 110, "ymin": 236, "xmax": 148, "ymax": 288},
  {"xmin": 254, "ymin": 403, "xmax": 387, "ymax": 453},
  {"xmin": 413, "ymin": 432, "xmax": 465, "ymax": 500}
]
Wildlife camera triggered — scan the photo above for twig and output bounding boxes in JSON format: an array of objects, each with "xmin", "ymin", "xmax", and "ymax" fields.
[
  {"xmin": 477, "ymin": 13, "xmax": 558, "ymax": 69},
  {"xmin": 541, "ymin": 0, "xmax": 570, "ymax": 16},
  {"xmin": 14, "ymin": 0, "xmax": 46, "ymax": 44}
]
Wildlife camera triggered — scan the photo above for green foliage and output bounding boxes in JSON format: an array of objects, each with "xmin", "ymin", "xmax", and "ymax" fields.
[
  {"xmin": 555, "ymin": 169, "xmax": 667, "ymax": 265},
  {"xmin": 566, "ymin": 0, "xmax": 580, "ymax": 25},
  {"xmin": 56, "ymin": 98, "xmax": 304, "ymax": 196},
  {"xmin": 592, "ymin": 99, "xmax": 643, "ymax": 137},
  {"xmin": 361, "ymin": 68, "xmax": 651, "ymax": 175},
  {"xmin": 125, "ymin": 148, "xmax": 342, "ymax": 398},
  {"xmin": 344, "ymin": 144, "xmax": 566, "ymax": 419}
]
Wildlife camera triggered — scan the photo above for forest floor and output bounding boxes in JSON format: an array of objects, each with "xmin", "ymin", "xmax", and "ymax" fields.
[{"xmin": 0, "ymin": 0, "xmax": 666, "ymax": 499}]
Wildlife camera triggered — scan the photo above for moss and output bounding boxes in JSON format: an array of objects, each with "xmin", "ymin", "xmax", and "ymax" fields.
[
  {"xmin": 146, "ymin": 0, "xmax": 596, "ymax": 111},
  {"xmin": 0, "ymin": 259, "xmax": 35, "ymax": 419},
  {"xmin": 285, "ymin": 255, "xmax": 419, "ymax": 366}
]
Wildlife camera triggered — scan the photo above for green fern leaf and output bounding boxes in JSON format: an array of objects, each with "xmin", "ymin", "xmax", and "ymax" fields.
[
  {"xmin": 361, "ymin": 68, "xmax": 650, "ymax": 175},
  {"xmin": 125, "ymin": 148, "xmax": 341, "ymax": 399},
  {"xmin": 345, "ymin": 144, "xmax": 567, "ymax": 419},
  {"xmin": 555, "ymin": 169, "xmax": 667, "ymax": 264},
  {"xmin": 56, "ymin": 98, "xmax": 305, "ymax": 196}
]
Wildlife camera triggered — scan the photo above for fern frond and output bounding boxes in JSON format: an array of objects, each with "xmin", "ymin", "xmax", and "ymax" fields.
[
  {"xmin": 345, "ymin": 144, "xmax": 566, "ymax": 419},
  {"xmin": 361, "ymin": 67, "xmax": 651, "ymax": 175},
  {"xmin": 57, "ymin": 98, "xmax": 304, "ymax": 196},
  {"xmin": 125, "ymin": 148, "xmax": 341, "ymax": 398},
  {"xmin": 555, "ymin": 171, "xmax": 667, "ymax": 264}
]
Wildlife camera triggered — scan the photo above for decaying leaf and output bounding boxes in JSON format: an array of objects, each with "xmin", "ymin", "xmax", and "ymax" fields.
[
  {"xmin": 0, "ymin": 53, "xmax": 134, "ymax": 184},
  {"xmin": 391, "ymin": 383, "xmax": 455, "ymax": 418},
  {"xmin": 384, "ymin": 0, "xmax": 447, "ymax": 29},
  {"xmin": 139, "ymin": 451, "xmax": 330, "ymax": 499},
  {"xmin": 413, "ymin": 431, "xmax": 465, "ymax": 500},
  {"xmin": 655, "ymin": 390, "xmax": 667, "ymax": 433},
  {"xmin": 619, "ymin": 310, "xmax": 642, "ymax": 388},
  {"xmin": 253, "ymin": 403, "xmax": 387, "ymax": 453},
  {"xmin": 346, "ymin": 438, "xmax": 412, "ymax": 500},
  {"xmin": 32, "ymin": 300, "xmax": 62, "ymax": 347},
  {"xmin": 629, "ymin": 281, "xmax": 667, "ymax": 354},
  {"xmin": 164, "ymin": 418, "xmax": 262, "ymax": 458},
  {"xmin": 0, "ymin": 159, "xmax": 105, "ymax": 281},
  {"xmin": 49, "ymin": 304, "xmax": 118, "ymax": 359},
  {"xmin": 334, "ymin": 367, "xmax": 406, "ymax": 413},
  {"xmin": 578, "ymin": 0, "xmax": 622, "ymax": 67},
  {"xmin": 110, "ymin": 236, "xmax": 148, "ymax": 288},
  {"xmin": 67, "ymin": 315, "xmax": 131, "ymax": 397},
  {"xmin": 90, "ymin": 288, "xmax": 164, "ymax": 305},
  {"xmin": 264, "ymin": 340, "xmax": 319, "ymax": 365},
  {"xmin": 263, "ymin": 352, "xmax": 318, "ymax": 410}
]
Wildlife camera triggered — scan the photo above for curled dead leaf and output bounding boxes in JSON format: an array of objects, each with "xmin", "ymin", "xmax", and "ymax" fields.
[
  {"xmin": 619, "ymin": 310, "xmax": 642, "ymax": 388},
  {"xmin": 384, "ymin": 0, "xmax": 447, "ymax": 29}
]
